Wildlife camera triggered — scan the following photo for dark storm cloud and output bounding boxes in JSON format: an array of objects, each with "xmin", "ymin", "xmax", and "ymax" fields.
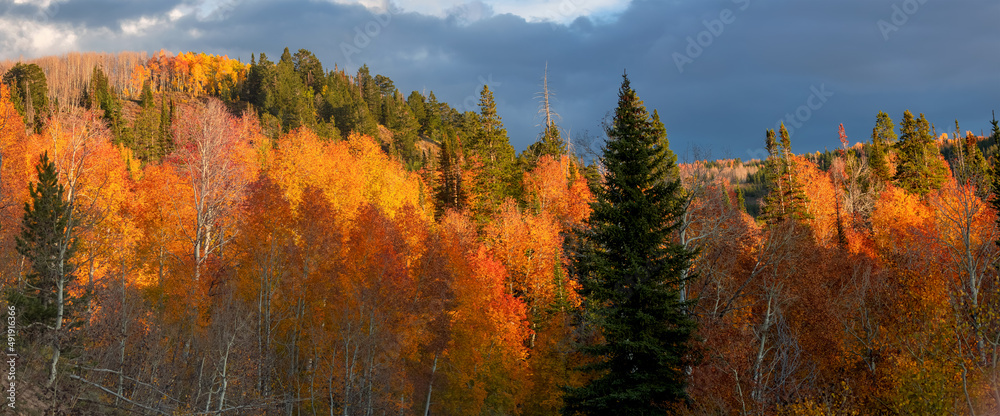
[
  {"xmin": 47, "ymin": 0, "xmax": 182, "ymax": 28},
  {"xmin": 10, "ymin": 0, "xmax": 999, "ymax": 157}
]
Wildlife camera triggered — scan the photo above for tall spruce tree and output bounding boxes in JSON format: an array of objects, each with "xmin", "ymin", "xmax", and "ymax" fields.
[
  {"xmin": 433, "ymin": 131, "xmax": 468, "ymax": 218},
  {"xmin": 988, "ymin": 111, "xmax": 1000, "ymax": 162},
  {"xmin": 157, "ymin": 96, "xmax": 174, "ymax": 159},
  {"xmin": 564, "ymin": 74, "xmax": 695, "ymax": 414},
  {"xmin": 869, "ymin": 110, "xmax": 897, "ymax": 183},
  {"xmin": 759, "ymin": 124, "xmax": 811, "ymax": 224},
  {"xmin": 991, "ymin": 112, "xmax": 1000, "ymax": 143},
  {"xmin": 2, "ymin": 63, "xmax": 49, "ymax": 133},
  {"xmin": 894, "ymin": 110, "xmax": 949, "ymax": 196},
  {"xmin": 467, "ymin": 85, "xmax": 519, "ymax": 222},
  {"xmin": 9, "ymin": 152, "xmax": 83, "ymax": 387},
  {"xmin": 522, "ymin": 121, "xmax": 566, "ymax": 169},
  {"xmin": 88, "ymin": 66, "xmax": 128, "ymax": 145}
]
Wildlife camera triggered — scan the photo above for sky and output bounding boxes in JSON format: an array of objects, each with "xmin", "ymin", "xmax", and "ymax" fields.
[{"xmin": 1, "ymin": 0, "xmax": 998, "ymax": 160}]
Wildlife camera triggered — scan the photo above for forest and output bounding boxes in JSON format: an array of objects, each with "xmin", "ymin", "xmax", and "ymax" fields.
[{"xmin": 0, "ymin": 49, "xmax": 998, "ymax": 415}]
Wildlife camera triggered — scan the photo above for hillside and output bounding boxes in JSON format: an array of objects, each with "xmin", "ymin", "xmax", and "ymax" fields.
[{"xmin": 2, "ymin": 50, "xmax": 1000, "ymax": 415}]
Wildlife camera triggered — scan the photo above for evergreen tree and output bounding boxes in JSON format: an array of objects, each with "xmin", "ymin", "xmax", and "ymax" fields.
[
  {"xmin": 132, "ymin": 95, "xmax": 160, "ymax": 163},
  {"xmin": 158, "ymin": 96, "xmax": 174, "ymax": 159},
  {"xmin": 139, "ymin": 80, "xmax": 155, "ymax": 109},
  {"xmin": 736, "ymin": 187, "xmax": 747, "ymax": 213},
  {"xmin": 406, "ymin": 90, "xmax": 428, "ymax": 133},
  {"xmin": 425, "ymin": 91, "xmax": 444, "ymax": 135},
  {"xmin": 292, "ymin": 48, "xmax": 325, "ymax": 93},
  {"xmin": 564, "ymin": 74, "xmax": 695, "ymax": 415},
  {"xmin": 357, "ymin": 65, "xmax": 382, "ymax": 121},
  {"xmin": 244, "ymin": 53, "xmax": 276, "ymax": 111},
  {"xmin": 2, "ymin": 63, "xmax": 49, "ymax": 133},
  {"xmin": 433, "ymin": 131, "xmax": 468, "ymax": 217},
  {"xmin": 953, "ymin": 120, "xmax": 989, "ymax": 196},
  {"xmin": 894, "ymin": 110, "xmax": 949, "ymax": 196},
  {"xmin": 988, "ymin": 111, "xmax": 1000, "ymax": 162},
  {"xmin": 467, "ymin": 85, "xmax": 519, "ymax": 222},
  {"xmin": 652, "ymin": 109, "xmax": 679, "ymax": 180},
  {"xmin": 522, "ymin": 121, "xmax": 566, "ymax": 170},
  {"xmin": 868, "ymin": 111, "xmax": 896, "ymax": 183},
  {"xmin": 88, "ymin": 66, "xmax": 128, "ymax": 145},
  {"xmin": 759, "ymin": 124, "xmax": 811, "ymax": 224},
  {"xmin": 274, "ymin": 49, "xmax": 316, "ymax": 132},
  {"xmin": 8, "ymin": 152, "xmax": 84, "ymax": 387},
  {"xmin": 991, "ymin": 112, "xmax": 1000, "ymax": 143},
  {"xmin": 964, "ymin": 132, "xmax": 989, "ymax": 196}
]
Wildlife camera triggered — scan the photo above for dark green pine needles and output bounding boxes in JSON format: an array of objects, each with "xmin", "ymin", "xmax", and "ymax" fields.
[{"xmin": 565, "ymin": 73, "xmax": 696, "ymax": 415}]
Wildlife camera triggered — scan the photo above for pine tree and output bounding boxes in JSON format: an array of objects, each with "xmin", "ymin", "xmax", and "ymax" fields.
[
  {"xmin": 564, "ymin": 74, "xmax": 695, "ymax": 415},
  {"xmin": 292, "ymin": 48, "xmax": 325, "ymax": 93},
  {"xmin": 759, "ymin": 124, "xmax": 811, "ymax": 224},
  {"xmin": 425, "ymin": 91, "xmax": 444, "ymax": 135},
  {"xmin": 8, "ymin": 152, "xmax": 84, "ymax": 387},
  {"xmin": 274, "ymin": 49, "xmax": 316, "ymax": 132},
  {"xmin": 868, "ymin": 111, "xmax": 896, "ymax": 183},
  {"xmin": 467, "ymin": 85, "xmax": 519, "ymax": 222},
  {"xmin": 522, "ymin": 121, "xmax": 567, "ymax": 171},
  {"xmin": 89, "ymin": 66, "xmax": 128, "ymax": 145},
  {"xmin": 736, "ymin": 186, "xmax": 747, "ymax": 213},
  {"xmin": 433, "ymin": 131, "xmax": 468, "ymax": 217},
  {"xmin": 244, "ymin": 52, "xmax": 275, "ymax": 111},
  {"xmin": 894, "ymin": 110, "xmax": 949, "ymax": 196},
  {"xmin": 988, "ymin": 111, "xmax": 1000, "ymax": 163},
  {"xmin": 2, "ymin": 63, "xmax": 49, "ymax": 133},
  {"xmin": 956, "ymin": 124, "xmax": 989, "ymax": 196},
  {"xmin": 406, "ymin": 90, "xmax": 429, "ymax": 134},
  {"xmin": 652, "ymin": 109, "xmax": 679, "ymax": 180},
  {"xmin": 991, "ymin": 112, "xmax": 1000, "ymax": 143},
  {"xmin": 139, "ymin": 80, "xmax": 155, "ymax": 109},
  {"xmin": 157, "ymin": 96, "xmax": 174, "ymax": 159}
]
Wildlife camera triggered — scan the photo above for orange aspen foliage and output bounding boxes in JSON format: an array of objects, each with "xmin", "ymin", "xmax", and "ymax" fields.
[
  {"xmin": 127, "ymin": 63, "xmax": 151, "ymax": 97},
  {"xmin": 871, "ymin": 184, "xmax": 937, "ymax": 263},
  {"xmin": 40, "ymin": 109, "xmax": 141, "ymax": 287},
  {"xmin": 230, "ymin": 176, "xmax": 296, "ymax": 304},
  {"xmin": 272, "ymin": 129, "xmax": 429, "ymax": 223},
  {"xmin": 524, "ymin": 154, "xmax": 594, "ymax": 226},
  {"xmin": 340, "ymin": 205, "xmax": 420, "ymax": 411},
  {"xmin": 131, "ymin": 162, "xmax": 191, "ymax": 290},
  {"xmin": 142, "ymin": 51, "xmax": 249, "ymax": 95},
  {"xmin": 795, "ymin": 156, "xmax": 840, "ymax": 248},
  {"xmin": 0, "ymin": 83, "xmax": 27, "ymax": 284},
  {"xmin": 436, "ymin": 211, "xmax": 529, "ymax": 415},
  {"xmin": 487, "ymin": 201, "xmax": 575, "ymax": 312},
  {"xmin": 871, "ymin": 184, "xmax": 954, "ymax": 400}
]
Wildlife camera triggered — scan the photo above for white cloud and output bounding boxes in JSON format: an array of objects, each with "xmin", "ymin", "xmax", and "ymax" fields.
[
  {"xmin": 0, "ymin": 18, "xmax": 79, "ymax": 60},
  {"xmin": 121, "ymin": 16, "xmax": 164, "ymax": 36},
  {"xmin": 489, "ymin": 0, "xmax": 630, "ymax": 24},
  {"xmin": 168, "ymin": 7, "xmax": 188, "ymax": 22},
  {"xmin": 328, "ymin": 0, "xmax": 630, "ymax": 24},
  {"xmin": 11, "ymin": 0, "xmax": 62, "ymax": 8}
]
